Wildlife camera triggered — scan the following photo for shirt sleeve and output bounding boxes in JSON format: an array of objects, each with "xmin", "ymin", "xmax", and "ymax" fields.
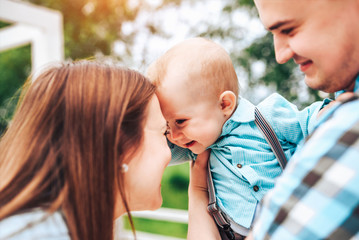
[
  {"xmin": 257, "ymin": 93, "xmax": 325, "ymax": 146},
  {"xmin": 168, "ymin": 139, "xmax": 196, "ymax": 166},
  {"xmin": 251, "ymin": 99, "xmax": 359, "ymax": 240}
]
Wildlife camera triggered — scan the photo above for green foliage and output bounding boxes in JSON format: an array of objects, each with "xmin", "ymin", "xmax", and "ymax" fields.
[
  {"xmin": 236, "ymin": 33, "xmax": 321, "ymax": 106},
  {"xmin": 28, "ymin": 0, "xmax": 137, "ymax": 60},
  {"xmin": 0, "ymin": 45, "xmax": 30, "ymax": 105},
  {"xmin": 238, "ymin": 33, "xmax": 300, "ymax": 100},
  {"xmin": 0, "ymin": 44, "xmax": 31, "ymax": 134},
  {"xmin": 195, "ymin": 1, "xmax": 322, "ymax": 107},
  {"xmin": 162, "ymin": 164, "xmax": 190, "ymax": 210},
  {"xmin": 0, "ymin": 0, "xmax": 177, "ymax": 131},
  {"xmin": 0, "ymin": 21, "xmax": 11, "ymax": 28}
]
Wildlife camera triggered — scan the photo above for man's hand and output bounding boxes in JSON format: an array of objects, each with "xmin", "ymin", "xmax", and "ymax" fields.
[
  {"xmin": 187, "ymin": 150, "xmax": 220, "ymax": 240},
  {"xmin": 188, "ymin": 150, "xmax": 210, "ymax": 194}
]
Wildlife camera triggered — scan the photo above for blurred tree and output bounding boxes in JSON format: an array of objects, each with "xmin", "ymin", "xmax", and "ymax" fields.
[
  {"xmin": 28, "ymin": 0, "xmax": 138, "ymax": 59},
  {"xmin": 0, "ymin": 0, "xmax": 179, "ymax": 133},
  {"xmin": 0, "ymin": 42, "xmax": 31, "ymax": 135},
  {"xmin": 0, "ymin": 0, "xmax": 324, "ymax": 130}
]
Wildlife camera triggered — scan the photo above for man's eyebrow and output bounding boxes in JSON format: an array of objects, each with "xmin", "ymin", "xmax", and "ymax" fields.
[{"xmin": 268, "ymin": 20, "xmax": 293, "ymax": 31}]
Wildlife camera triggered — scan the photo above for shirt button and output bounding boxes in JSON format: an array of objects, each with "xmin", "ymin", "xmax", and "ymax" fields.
[
  {"xmin": 237, "ymin": 164, "xmax": 242, "ymax": 168},
  {"xmin": 253, "ymin": 185, "xmax": 259, "ymax": 192}
]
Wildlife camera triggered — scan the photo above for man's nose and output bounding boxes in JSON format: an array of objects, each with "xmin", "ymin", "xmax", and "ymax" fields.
[{"xmin": 273, "ymin": 35, "xmax": 294, "ymax": 64}]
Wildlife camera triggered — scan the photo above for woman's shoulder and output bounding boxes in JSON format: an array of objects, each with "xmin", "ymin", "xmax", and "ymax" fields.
[{"xmin": 0, "ymin": 208, "xmax": 70, "ymax": 240}]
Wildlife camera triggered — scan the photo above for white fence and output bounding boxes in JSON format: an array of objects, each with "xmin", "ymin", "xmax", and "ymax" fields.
[{"xmin": 115, "ymin": 207, "xmax": 188, "ymax": 240}]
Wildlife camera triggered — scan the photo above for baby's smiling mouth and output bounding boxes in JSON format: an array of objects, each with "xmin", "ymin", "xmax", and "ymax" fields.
[{"xmin": 185, "ymin": 141, "xmax": 195, "ymax": 148}]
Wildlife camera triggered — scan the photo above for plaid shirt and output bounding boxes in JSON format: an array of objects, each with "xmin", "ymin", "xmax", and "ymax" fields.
[{"xmin": 252, "ymin": 77, "xmax": 359, "ymax": 240}]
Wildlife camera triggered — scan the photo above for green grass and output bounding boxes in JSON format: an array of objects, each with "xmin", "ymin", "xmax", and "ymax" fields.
[{"xmin": 123, "ymin": 217, "xmax": 188, "ymax": 239}]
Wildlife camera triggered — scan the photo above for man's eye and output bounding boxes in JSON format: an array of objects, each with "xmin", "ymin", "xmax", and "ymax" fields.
[
  {"xmin": 281, "ymin": 28, "xmax": 294, "ymax": 35},
  {"xmin": 175, "ymin": 119, "xmax": 186, "ymax": 125}
]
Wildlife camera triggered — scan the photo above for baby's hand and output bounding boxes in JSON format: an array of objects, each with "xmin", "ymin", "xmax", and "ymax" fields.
[
  {"xmin": 317, "ymin": 92, "xmax": 355, "ymax": 119},
  {"xmin": 317, "ymin": 100, "xmax": 336, "ymax": 119},
  {"xmin": 336, "ymin": 92, "xmax": 356, "ymax": 102}
]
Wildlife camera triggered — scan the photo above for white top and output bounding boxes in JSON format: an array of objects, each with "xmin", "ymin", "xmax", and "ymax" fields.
[{"xmin": 0, "ymin": 208, "xmax": 70, "ymax": 240}]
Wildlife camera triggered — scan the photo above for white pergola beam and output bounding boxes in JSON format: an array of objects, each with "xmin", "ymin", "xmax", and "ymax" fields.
[
  {"xmin": 0, "ymin": 24, "xmax": 37, "ymax": 51},
  {"xmin": 0, "ymin": 0, "xmax": 64, "ymax": 72},
  {"xmin": 0, "ymin": 0, "xmax": 61, "ymax": 28}
]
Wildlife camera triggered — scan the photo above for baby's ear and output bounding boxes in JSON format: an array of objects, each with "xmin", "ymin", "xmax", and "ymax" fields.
[{"xmin": 219, "ymin": 91, "xmax": 237, "ymax": 117}]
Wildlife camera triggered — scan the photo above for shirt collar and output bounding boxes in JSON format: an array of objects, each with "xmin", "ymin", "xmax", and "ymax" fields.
[
  {"xmin": 335, "ymin": 74, "xmax": 359, "ymax": 98},
  {"xmin": 220, "ymin": 96, "xmax": 255, "ymax": 136}
]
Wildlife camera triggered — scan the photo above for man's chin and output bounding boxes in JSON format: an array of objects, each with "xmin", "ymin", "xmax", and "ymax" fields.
[
  {"xmin": 305, "ymin": 74, "xmax": 348, "ymax": 93},
  {"xmin": 305, "ymin": 76, "xmax": 329, "ymax": 92}
]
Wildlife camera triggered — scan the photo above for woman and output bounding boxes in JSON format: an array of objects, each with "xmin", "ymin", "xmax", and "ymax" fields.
[{"xmin": 0, "ymin": 60, "xmax": 171, "ymax": 240}]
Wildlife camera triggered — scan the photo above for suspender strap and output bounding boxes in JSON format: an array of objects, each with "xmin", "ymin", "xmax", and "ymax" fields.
[
  {"xmin": 254, "ymin": 107, "xmax": 287, "ymax": 169},
  {"xmin": 207, "ymin": 160, "xmax": 236, "ymax": 239},
  {"xmin": 207, "ymin": 107, "xmax": 287, "ymax": 239}
]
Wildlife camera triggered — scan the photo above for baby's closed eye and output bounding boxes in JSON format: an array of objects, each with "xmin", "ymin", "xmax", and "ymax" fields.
[{"xmin": 175, "ymin": 119, "xmax": 186, "ymax": 125}]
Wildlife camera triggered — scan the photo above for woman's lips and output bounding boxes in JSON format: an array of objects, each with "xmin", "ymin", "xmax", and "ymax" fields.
[{"xmin": 185, "ymin": 141, "xmax": 195, "ymax": 148}]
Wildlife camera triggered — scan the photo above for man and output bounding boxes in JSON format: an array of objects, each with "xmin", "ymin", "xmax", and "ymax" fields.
[{"xmin": 247, "ymin": 1, "xmax": 359, "ymax": 239}]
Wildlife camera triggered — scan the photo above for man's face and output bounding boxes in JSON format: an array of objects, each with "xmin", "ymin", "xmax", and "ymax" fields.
[{"xmin": 254, "ymin": 0, "xmax": 359, "ymax": 93}]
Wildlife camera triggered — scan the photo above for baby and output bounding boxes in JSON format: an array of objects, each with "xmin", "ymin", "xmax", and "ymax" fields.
[{"xmin": 147, "ymin": 38, "xmax": 325, "ymax": 237}]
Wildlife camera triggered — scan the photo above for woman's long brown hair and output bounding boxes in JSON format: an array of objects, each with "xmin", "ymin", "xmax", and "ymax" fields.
[{"xmin": 0, "ymin": 60, "xmax": 156, "ymax": 240}]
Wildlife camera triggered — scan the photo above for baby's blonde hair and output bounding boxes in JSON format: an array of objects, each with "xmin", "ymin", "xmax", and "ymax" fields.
[{"xmin": 147, "ymin": 38, "xmax": 239, "ymax": 101}]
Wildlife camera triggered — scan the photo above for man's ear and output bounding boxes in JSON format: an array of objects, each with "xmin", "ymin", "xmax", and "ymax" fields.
[{"xmin": 219, "ymin": 91, "xmax": 237, "ymax": 117}]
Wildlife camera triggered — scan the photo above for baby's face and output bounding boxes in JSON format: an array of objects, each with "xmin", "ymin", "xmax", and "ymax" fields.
[{"xmin": 157, "ymin": 84, "xmax": 227, "ymax": 154}]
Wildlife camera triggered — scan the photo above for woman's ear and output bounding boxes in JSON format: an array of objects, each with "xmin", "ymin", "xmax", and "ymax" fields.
[{"xmin": 219, "ymin": 91, "xmax": 237, "ymax": 117}]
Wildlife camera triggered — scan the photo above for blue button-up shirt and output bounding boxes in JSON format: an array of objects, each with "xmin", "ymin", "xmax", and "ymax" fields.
[
  {"xmin": 252, "ymin": 76, "xmax": 359, "ymax": 239},
  {"xmin": 170, "ymin": 93, "xmax": 323, "ymax": 228}
]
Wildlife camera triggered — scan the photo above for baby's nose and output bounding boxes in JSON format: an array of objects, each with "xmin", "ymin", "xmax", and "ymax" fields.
[{"xmin": 169, "ymin": 127, "xmax": 183, "ymax": 141}]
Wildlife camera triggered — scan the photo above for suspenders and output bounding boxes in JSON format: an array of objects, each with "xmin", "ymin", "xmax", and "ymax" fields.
[
  {"xmin": 207, "ymin": 107, "xmax": 288, "ymax": 240},
  {"xmin": 254, "ymin": 107, "xmax": 287, "ymax": 169}
]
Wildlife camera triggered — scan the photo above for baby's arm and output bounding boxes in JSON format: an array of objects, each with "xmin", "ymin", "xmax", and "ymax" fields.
[
  {"xmin": 257, "ymin": 93, "xmax": 325, "ymax": 146},
  {"xmin": 300, "ymin": 98, "xmax": 331, "ymax": 134}
]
